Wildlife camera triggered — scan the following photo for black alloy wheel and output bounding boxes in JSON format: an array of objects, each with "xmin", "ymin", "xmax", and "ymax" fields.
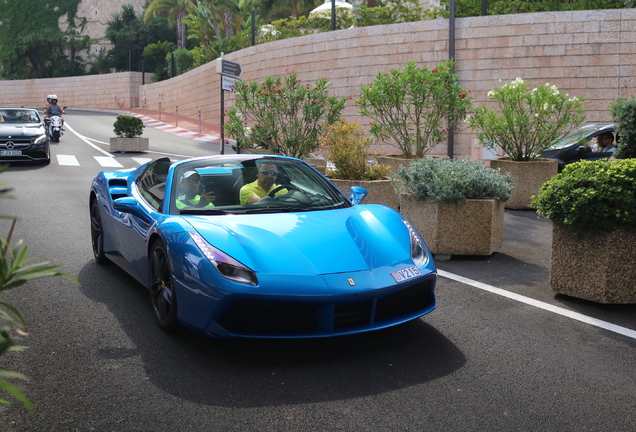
[
  {"xmin": 90, "ymin": 198, "xmax": 108, "ymax": 264},
  {"xmin": 149, "ymin": 241, "xmax": 179, "ymax": 331}
]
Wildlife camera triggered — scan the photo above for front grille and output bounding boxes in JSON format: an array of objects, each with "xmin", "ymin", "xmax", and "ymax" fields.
[
  {"xmin": 219, "ymin": 301, "xmax": 317, "ymax": 335},
  {"xmin": 218, "ymin": 279, "xmax": 434, "ymax": 336},
  {"xmin": 0, "ymin": 139, "xmax": 31, "ymax": 149}
]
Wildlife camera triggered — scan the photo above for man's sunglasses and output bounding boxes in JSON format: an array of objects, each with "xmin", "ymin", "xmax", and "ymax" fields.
[{"xmin": 260, "ymin": 170, "xmax": 278, "ymax": 176}]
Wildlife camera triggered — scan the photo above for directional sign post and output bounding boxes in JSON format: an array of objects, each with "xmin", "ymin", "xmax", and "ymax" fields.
[
  {"xmin": 221, "ymin": 76, "xmax": 240, "ymax": 92},
  {"xmin": 216, "ymin": 58, "xmax": 243, "ymax": 79},
  {"xmin": 216, "ymin": 56, "xmax": 243, "ymax": 154}
]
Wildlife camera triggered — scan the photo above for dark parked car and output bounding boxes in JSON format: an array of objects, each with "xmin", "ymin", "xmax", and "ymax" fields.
[
  {"xmin": 540, "ymin": 123, "xmax": 615, "ymax": 170},
  {"xmin": 0, "ymin": 107, "xmax": 50, "ymax": 165}
]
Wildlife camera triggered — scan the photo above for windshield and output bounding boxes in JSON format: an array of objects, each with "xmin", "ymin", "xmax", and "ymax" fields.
[
  {"xmin": 549, "ymin": 125, "xmax": 612, "ymax": 149},
  {"xmin": 0, "ymin": 109, "xmax": 40, "ymax": 124},
  {"xmin": 170, "ymin": 157, "xmax": 351, "ymax": 215}
]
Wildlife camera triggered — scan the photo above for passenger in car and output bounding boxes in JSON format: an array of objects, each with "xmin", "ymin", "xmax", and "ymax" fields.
[
  {"xmin": 176, "ymin": 170, "xmax": 215, "ymax": 209},
  {"xmin": 593, "ymin": 132, "xmax": 616, "ymax": 152}
]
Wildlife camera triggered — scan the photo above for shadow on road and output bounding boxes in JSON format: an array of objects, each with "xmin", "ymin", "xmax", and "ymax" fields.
[{"xmin": 78, "ymin": 261, "xmax": 465, "ymax": 408}]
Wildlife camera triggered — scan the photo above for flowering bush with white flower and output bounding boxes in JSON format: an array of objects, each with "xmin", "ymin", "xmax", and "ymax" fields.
[{"xmin": 467, "ymin": 78, "xmax": 586, "ymax": 161}]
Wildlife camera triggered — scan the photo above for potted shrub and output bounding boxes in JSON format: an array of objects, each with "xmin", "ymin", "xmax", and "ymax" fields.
[
  {"xmin": 393, "ymin": 157, "xmax": 512, "ymax": 256},
  {"xmin": 532, "ymin": 159, "xmax": 636, "ymax": 303},
  {"xmin": 468, "ymin": 78, "xmax": 586, "ymax": 209},
  {"xmin": 609, "ymin": 95, "xmax": 636, "ymax": 159},
  {"xmin": 110, "ymin": 115, "xmax": 148, "ymax": 152},
  {"xmin": 225, "ymin": 70, "xmax": 347, "ymax": 158},
  {"xmin": 357, "ymin": 59, "xmax": 473, "ymax": 172},
  {"xmin": 320, "ymin": 119, "xmax": 395, "ymax": 209}
]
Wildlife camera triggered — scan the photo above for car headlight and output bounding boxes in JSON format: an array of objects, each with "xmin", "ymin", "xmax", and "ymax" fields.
[
  {"xmin": 34, "ymin": 134, "xmax": 47, "ymax": 145},
  {"xmin": 189, "ymin": 232, "xmax": 258, "ymax": 286},
  {"xmin": 402, "ymin": 219, "xmax": 428, "ymax": 268}
]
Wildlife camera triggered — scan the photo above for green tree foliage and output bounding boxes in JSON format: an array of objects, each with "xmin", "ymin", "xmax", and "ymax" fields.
[
  {"xmin": 144, "ymin": 0, "xmax": 192, "ymax": 49},
  {"xmin": 106, "ymin": 5, "xmax": 177, "ymax": 72},
  {"xmin": 144, "ymin": 40, "xmax": 178, "ymax": 81},
  {"xmin": 0, "ymin": 0, "xmax": 85, "ymax": 79},
  {"xmin": 441, "ymin": 0, "xmax": 635, "ymax": 17}
]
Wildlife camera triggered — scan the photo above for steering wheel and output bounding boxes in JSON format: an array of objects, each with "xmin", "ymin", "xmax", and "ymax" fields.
[
  {"xmin": 266, "ymin": 184, "xmax": 311, "ymax": 206},
  {"xmin": 267, "ymin": 184, "xmax": 299, "ymax": 197}
]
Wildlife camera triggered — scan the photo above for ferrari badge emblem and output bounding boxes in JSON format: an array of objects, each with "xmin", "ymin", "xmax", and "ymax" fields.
[{"xmin": 347, "ymin": 278, "xmax": 356, "ymax": 286}]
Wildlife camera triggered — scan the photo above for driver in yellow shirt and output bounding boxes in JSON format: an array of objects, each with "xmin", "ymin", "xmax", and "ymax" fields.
[{"xmin": 240, "ymin": 162, "xmax": 287, "ymax": 205}]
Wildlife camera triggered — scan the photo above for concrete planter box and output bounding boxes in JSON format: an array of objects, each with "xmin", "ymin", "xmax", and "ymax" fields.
[
  {"xmin": 377, "ymin": 154, "xmax": 443, "ymax": 176},
  {"xmin": 240, "ymin": 147, "xmax": 271, "ymax": 154},
  {"xmin": 330, "ymin": 178, "xmax": 398, "ymax": 211},
  {"xmin": 399, "ymin": 194, "xmax": 504, "ymax": 256},
  {"xmin": 377, "ymin": 154, "xmax": 415, "ymax": 176},
  {"xmin": 490, "ymin": 157, "xmax": 558, "ymax": 209},
  {"xmin": 550, "ymin": 224, "xmax": 636, "ymax": 304},
  {"xmin": 303, "ymin": 157, "xmax": 327, "ymax": 174},
  {"xmin": 109, "ymin": 137, "xmax": 149, "ymax": 152}
]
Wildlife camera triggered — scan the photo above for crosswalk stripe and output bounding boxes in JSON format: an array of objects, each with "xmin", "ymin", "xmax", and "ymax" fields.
[
  {"xmin": 94, "ymin": 156, "xmax": 123, "ymax": 168},
  {"xmin": 57, "ymin": 154, "xmax": 80, "ymax": 166},
  {"xmin": 132, "ymin": 157, "xmax": 152, "ymax": 165}
]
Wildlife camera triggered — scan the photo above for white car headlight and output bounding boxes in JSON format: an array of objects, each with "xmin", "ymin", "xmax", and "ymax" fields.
[
  {"xmin": 189, "ymin": 232, "xmax": 258, "ymax": 286},
  {"xmin": 402, "ymin": 219, "xmax": 428, "ymax": 268},
  {"xmin": 34, "ymin": 134, "xmax": 47, "ymax": 145}
]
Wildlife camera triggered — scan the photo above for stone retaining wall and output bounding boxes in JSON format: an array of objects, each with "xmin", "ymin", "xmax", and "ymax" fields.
[{"xmin": 2, "ymin": 9, "xmax": 634, "ymax": 158}]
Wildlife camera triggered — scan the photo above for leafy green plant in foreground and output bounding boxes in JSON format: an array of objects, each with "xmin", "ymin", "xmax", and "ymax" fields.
[{"xmin": 0, "ymin": 167, "xmax": 79, "ymax": 412}]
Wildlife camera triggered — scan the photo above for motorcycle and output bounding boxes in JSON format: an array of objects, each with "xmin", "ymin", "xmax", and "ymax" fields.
[{"xmin": 44, "ymin": 106, "xmax": 66, "ymax": 143}]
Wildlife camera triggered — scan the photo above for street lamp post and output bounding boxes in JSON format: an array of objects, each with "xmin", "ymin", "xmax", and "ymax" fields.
[{"xmin": 448, "ymin": 0, "xmax": 456, "ymax": 159}]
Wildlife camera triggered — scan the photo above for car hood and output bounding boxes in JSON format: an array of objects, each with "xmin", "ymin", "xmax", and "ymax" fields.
[
  {"xmin": 0, "ymin": 124, "xmax": 45, "ymax": 137},
  {"xmin": 185, "ymin": 206, "xmax": 410, "ymax": 275}
]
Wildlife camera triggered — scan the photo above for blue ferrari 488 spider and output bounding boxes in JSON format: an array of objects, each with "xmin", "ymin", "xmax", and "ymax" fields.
[{"xmin": 89, "ymin": 155, "xmax": 437, "ymax": 338}]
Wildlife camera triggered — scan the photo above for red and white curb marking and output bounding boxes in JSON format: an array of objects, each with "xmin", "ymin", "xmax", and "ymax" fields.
[{"xmin": 127, "ymin": 113, "xmax": 220, "ymax": 143}]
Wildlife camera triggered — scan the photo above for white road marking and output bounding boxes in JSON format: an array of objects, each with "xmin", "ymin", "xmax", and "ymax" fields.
[
  {"xmin": 56, "ymin": 154, "xmax": 80, "ymax": 166},
  {"xmin": 65, "ymin": 122, "xmax": 113, "ymax": 157},
  {"xmin": 438, "ymin": 269, "xmax": 636, "ymax": 341},
  {"xmin": 94, "ymin": 156, "xmax": 123, "ymax": 167},
  {"xmin": 132, "ymin": 157, "xmax": 152, "ymax": 165}
]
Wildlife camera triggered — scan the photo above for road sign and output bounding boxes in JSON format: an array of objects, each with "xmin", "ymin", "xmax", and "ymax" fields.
[
  {"xmin": 216, "ymin": 58, "xmax": 242, "ymax": 79},
  {"xmin": 221, "ymin": 76, "xmax": 240, "ymax": 92}
]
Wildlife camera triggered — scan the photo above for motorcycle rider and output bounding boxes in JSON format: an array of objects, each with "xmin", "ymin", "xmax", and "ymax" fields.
[{"xmin": 45, "ymin": 95, "xmax": 65, "ymax": 130}]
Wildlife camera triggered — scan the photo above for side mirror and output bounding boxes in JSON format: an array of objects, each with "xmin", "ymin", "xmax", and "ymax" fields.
[
  {"xmin": 349, "ymin": 186, "xmax": 368, "ymax": 205},
  {"xmin": 113, "ymin": 196, "xmax": 148, "ymax": 220}
]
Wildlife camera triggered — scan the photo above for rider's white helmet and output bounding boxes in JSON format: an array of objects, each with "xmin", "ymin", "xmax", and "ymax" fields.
[
  {"xmin": 50, "ymin": 95, "xmax": 58, "ymax": 101},
  {"xmin": 47, "ymin": 94, "xmax": 54, "ymax": 100}
]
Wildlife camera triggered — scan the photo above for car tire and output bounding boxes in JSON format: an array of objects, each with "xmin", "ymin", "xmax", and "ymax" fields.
[
  {"xmin": 90, "ymin": 197, "xmax": 108, "ymax": 264},
  {"xmin": 149, "ymin": 240, "xmax": 179, "ymax": 332}
]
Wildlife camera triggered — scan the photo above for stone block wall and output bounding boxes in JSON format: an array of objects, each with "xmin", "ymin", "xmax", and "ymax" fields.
[
  {"xmin": 2, "ymin": 9, "xmax": 635, "ymax": 158},
  {"xmin": 0, "ymin": 72, "xmax": 148, "ymax": 110}
]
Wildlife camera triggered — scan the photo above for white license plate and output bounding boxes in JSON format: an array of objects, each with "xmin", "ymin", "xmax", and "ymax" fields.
[
  {"xmin": 390, "ymin": 265, "xmax": 422, "ymax": 283},
  {"xmin": 0, "ymin": 150, "xmax": 22, "ymax": 156}
]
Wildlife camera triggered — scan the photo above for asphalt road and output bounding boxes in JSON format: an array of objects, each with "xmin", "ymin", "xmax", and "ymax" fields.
[{"xmin": 1, "ymin": 109, "xmax": 635, "ymax": 431}]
